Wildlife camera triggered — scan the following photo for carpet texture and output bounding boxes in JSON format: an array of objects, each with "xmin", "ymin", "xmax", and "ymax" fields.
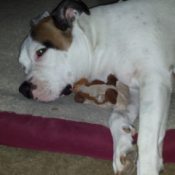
[{"xmin": 0, "ymin": 145, "xmax": 175, "ymax": 175}]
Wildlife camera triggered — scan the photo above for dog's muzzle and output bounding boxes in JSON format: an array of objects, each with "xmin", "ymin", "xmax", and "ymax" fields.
[
  {"xmin": 19, "ymin": 81, "xmax": 36, "ymax": 99},
  {"xmin": 19, "ymin": 81, "xmax": 72, "ymax": 100}
]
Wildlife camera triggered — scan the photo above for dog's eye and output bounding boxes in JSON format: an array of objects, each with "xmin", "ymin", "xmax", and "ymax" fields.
[{"xmin": 36, "ymin": 48, "xmax": 47, "ymax": 57}]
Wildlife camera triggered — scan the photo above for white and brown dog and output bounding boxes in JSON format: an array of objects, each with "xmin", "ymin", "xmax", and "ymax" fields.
[{"xmin": 19, "ymin": 0, "xmax": 175, "ymax": 174}]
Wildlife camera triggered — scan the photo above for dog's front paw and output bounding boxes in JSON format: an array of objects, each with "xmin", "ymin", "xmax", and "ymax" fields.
[
  {"xmin": 113, "ymin": 145, "xmax": 137, "ymax": 175},
  {"xmin": 109, "ymin": 112, "xmax": 137, "ymax": 175},
  {"xmin": 112, "ymin": 124, "xmax": 137, "ymax": 175}
]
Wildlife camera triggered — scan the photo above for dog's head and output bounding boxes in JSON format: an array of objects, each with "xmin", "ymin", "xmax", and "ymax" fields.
[{"xmin": 19, "ymin": 0, "xmax": 90, "ymax": 102}]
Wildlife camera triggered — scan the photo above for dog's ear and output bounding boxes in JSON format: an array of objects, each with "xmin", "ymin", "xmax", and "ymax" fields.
[
  {"xmin": 31, "ymin": 11, "xmax": 50, "ymax": 26},
  {"xmin": 51, "ymin": 0, "xmax": 90, "ymax": 31}
]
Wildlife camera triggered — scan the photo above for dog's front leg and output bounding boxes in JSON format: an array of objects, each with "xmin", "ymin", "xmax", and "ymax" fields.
[
  {"xmin": 109, "ymin": 88, "xmax": 139, "ymax": 174},
  {"xmin": 137, "ymin": 73, "xmax": 172, "ymax": 175}
]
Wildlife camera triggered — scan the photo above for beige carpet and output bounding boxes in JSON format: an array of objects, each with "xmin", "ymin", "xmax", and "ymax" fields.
[{"xmin": 0, "ymin": 145, "xmax": 174, "ymax": 175}]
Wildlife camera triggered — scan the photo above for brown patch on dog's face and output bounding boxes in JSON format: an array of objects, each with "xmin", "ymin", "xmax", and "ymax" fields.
[{"xmin": 31, "ymin": 16, "xmax": 72, "ymax": 50}]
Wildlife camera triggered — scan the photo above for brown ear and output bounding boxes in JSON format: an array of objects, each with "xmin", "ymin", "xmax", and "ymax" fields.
[
  {"xmin": 106, "ymin": 74, "xmax": 118, "ymax": 86},
  {"xmin": 51, "ymin": 0, "xmax": 90, "ymax": 31},
  {"xmin": 105, "ymin": 88, "xmax": 118, "ymax": 104}
]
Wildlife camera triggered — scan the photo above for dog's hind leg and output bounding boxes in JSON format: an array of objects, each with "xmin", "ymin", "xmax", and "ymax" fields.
[
  {"xmin": 109, "ymin": 87, "xmax": 139, "ymax": 174},
  {"xmin": 137, "ymin": 73, "xmax": 172, "ymax": 175}
]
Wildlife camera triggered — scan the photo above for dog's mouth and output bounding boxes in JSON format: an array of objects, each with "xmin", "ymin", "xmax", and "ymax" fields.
[
  {"xmin": 19, "ymin": 80, "xmax": 72, "ymax": 102},
  {"xmin": 60, "ymin": 84, "xmax": 72, "ymax": 96}
]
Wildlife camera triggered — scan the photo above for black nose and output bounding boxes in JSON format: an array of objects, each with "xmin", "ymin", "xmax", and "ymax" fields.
[
  {"xmin": 19, "ymin": 81, "xmax": 35, "ymax": 99},
  {"xmin": 60, "ymin": 84, "xmax": 72, "ymax": 96}
]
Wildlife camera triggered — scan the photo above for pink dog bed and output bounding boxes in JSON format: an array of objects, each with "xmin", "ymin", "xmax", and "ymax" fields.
[{"xmin": 0, "ymin": 112, "xmax": 175, "ymax": 162}]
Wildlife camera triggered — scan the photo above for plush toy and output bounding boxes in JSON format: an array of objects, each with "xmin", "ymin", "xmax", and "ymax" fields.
[{"xmin": 73, "ymin": 74, "xmax": 129, "ymax": 110}]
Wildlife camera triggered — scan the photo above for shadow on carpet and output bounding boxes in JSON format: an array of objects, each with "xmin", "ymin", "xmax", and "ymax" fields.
[{"xmin": 0, "ymin": 145, "xmax": 174, "ymax": 175}]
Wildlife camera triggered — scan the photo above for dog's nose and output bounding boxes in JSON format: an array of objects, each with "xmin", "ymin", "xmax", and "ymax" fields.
[
  {"xmin": 19, "ymin": 81, "xmax": 35, "ymax": 99},
  {"xmin": 60, "ymin": 84, "xmax": 72, "ymax": 96}
]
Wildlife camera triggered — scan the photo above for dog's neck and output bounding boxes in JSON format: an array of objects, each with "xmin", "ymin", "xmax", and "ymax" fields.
[
  {"xmin": 67, "ymin": 20, "xmax": 94, "ymax": 83},
  {"xmin": 67, "ymin": 14, "xmax": 112, "ymax": 84}
]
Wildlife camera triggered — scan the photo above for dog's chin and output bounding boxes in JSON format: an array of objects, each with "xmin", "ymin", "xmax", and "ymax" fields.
[
  {"xmin": 32, "ymin": 85, "xmax": 72, "ymax": 102},
  {"xmin": 32, "ymin": 89, "xmax": 59, "ymax": 102}
]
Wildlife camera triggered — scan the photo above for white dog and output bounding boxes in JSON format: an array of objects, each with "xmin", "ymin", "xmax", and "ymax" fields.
[{"xmin": 19, "ymin": 0, "xmax": 175, "ymax": 174}]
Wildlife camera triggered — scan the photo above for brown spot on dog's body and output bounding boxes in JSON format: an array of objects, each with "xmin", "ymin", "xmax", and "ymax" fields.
[{"xmin": 31, "ymin": 16, "xmax": 72, "ymax": 50}]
